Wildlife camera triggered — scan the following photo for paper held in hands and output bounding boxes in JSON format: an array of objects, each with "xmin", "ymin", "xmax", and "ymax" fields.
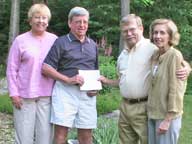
[{"xmin": 78, "ymin": 70, "xmax": 102, "ymax": 91}]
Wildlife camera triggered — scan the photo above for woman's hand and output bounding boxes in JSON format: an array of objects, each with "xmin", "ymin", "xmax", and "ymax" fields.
[
  {"xmin": 11, "ymin": 96, "xmax": 22, "ymax": 109},
  {"xmin": 157, "ymin": 119, "xmax": 171, "ymax": 134}
]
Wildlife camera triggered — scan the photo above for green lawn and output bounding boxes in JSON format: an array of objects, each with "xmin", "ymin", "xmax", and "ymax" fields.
[{"xmin": 179, "ymin": 93, "xmax": 192, "ymax": 144}]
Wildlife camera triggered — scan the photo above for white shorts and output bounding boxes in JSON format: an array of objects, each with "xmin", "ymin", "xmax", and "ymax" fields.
[{"xmin": 51, "ymin": 81, "xmax": 97, "ymax": 129}]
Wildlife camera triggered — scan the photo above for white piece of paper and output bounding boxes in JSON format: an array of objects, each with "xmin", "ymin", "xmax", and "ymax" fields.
[{"xmin": 78, "ymin": 70, "xmax": 102, "ymax": 91}]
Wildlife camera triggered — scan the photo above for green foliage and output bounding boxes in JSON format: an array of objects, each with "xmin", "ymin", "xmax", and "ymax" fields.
[
  {"xmin": 99, "ymin": 56, "xmax": 117, "ymax": 94},
  {"xmin": 98, "ymin": 56, "xmax": 121, "ymax": 115},
  {"xmin": 132, "ymin": 0, "xmax": 192, "ymax": 61},
  {"xmin": 99, "ymin": 56, "xmax": 117, "ymax": 79},
  {"xmin": 134, "ymin": 0, "xmax": 154, "ymax": 6},
  {"xmin": 0, "ymin": 1, "xmax": 10, "ymax": 65},
  {"xmin": 97, "ymin": 88, "xmax": 121, "ymax": 115},
  {"xmin": 48, "ymin": 0, "xmax": 80, "ymax": 36},
  {"xmin": 88, "ymin": 3, "xmax": 120, "ymax": 41},
  {"xmin": 0, "ymin": 94, "xmax": 12, "ymax": 114},
  {"xmin": 179, "ymin": 25, "xmax": 192, "ymax": 61},
  {"xmin": 88, "ymin": 2, "xmax": 120, "ymax": 54},
  {"xmin": 185, "ymin": 74, "xmax": 192, "ymax": 95},
  {"xmin": 68, "ymin": 117, "xmax": 118, "ymax": 144},
  {"xmin": 0, "ymin": 64, "xmax": 6, "ymax": 78},
  {"xmin": 179, "ymin": 94, "xmax": 192, "ymax": 144},
  {"xmin": 93, "ymin": 117, "xmax": 118, "ymax": 144},
  {"xmin": 179, "ymin": 75, "xmax": 192, "ymax": 143}
]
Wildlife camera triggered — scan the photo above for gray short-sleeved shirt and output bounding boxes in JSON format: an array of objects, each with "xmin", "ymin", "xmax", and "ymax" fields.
[{"xmin": 44, "ymin": 33, "xmax": 98, "ymax": 77}]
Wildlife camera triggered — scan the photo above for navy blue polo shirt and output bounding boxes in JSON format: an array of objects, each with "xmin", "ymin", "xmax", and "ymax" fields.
[{"xmin": 44, "ymin": 32, "xmax": 98, "ymax": 77}]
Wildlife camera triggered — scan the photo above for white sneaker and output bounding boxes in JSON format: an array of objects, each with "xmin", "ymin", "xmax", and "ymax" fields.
[{"xmin": 67, "ymin": 139, "xmax": 79, "ymax": 144}]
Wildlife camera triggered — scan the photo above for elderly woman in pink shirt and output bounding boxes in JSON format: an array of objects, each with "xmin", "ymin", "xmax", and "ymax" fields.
[{"xmin": 6, "ymin": 3, "xmax": 57, "ymax": 144}]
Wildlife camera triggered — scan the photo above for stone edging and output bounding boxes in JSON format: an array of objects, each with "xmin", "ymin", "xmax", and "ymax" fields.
[{"xmin": 0, "ymin": 77, "xmax": 8, "ymax": 95}]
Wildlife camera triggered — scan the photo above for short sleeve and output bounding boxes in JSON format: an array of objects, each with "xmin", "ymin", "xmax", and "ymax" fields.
[{"xmin": 43, "ymin": 38, "xmax": 63, "ymax": 70}]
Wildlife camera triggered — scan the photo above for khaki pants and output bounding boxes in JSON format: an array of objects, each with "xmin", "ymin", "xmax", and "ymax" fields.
[
  {"xmin": 118, "ymin": 99, "xmax": 148, "ymax": 144},
  {"xmin": 13, "ymin": 97, "xmax": 53, "ymax": 144}
]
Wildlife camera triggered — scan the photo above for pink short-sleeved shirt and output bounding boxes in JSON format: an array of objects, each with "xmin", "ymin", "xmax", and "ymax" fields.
[{"xmin": 6, "ymin": 31, "xmax": 57, "ymax": 98}]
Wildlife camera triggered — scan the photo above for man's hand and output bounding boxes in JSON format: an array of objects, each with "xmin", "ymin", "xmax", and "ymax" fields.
[
  {"xmin": 87, "ymin": 90, "xmax": 98, "ymax": 97},
  {"xmin": 176, "ymin": 67, "xmax": 190, "ymax": 81},
  {"xmin": 67, "ymin": 75, "xmax": 84, "ymax": 86},
  {"xmin": 98, "ymin": 75, "xmax": 109, "ymax": 84},
  {"xmin": 11, "ymin": 96, "xmax": 22, "ymax": 109},
  {"xmin": 99, "ymin": 75, "xmax": 119, "ymax": 86},
  {"xmin": 176, "ymin": 61, "xmax": 192, "ymax": 81}
]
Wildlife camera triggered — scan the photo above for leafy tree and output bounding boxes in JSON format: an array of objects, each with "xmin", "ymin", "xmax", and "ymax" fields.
[
  {"xmin": 132, "ymin": 0, "xmax": 192, "ymax": 61},
  {"xmin": 0, "ymin": 0, "xmax": 11, "ymax": 64}
]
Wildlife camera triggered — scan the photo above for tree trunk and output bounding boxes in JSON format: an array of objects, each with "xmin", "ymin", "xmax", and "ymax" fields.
[
  {"xmin": 119, "ymin": 0, "xmax": 130, "ymax": 52},
  {"xmin": 121, "ymin": 0, "xmax": 130, "ymax": 17},
  {"xmin": 8, "ymin": 0, "xmax": 20, "ymax": 48}
]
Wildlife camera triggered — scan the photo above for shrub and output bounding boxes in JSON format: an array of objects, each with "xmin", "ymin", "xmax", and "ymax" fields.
[
  {"xmin": 97, "ymin": 88, "xmax": 121, "ymax": 115},
  {"xmin": 99, "ymin": 56, "xmax": 117, "ymax": 94},
  {"xmin": 0, "ymin": 94, "xmax": 12, "ymax": 114},
  {"xmin": 0, "ymin": 64, "xmax": 6, "ymax": 78},
  {"xmin": 93, "ymin": 117, "xmax": 118, "ymax": 144}
]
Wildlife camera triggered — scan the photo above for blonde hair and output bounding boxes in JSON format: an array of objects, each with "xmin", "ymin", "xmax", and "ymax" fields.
[
  {"xmin": 28, "ymin": 3, "xmax": 51, "ymax": 21},
  {"xmin": 120, "ymin": 14, "xmax": 143, "ymax": 28},
  {"xmin": 149, "ymin": 19, "xmax": 180, "ymax": 46}
]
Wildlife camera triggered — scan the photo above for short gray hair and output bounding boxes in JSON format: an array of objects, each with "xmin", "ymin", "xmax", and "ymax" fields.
[
  {"xmin": 120, "ymin": 14, "xmax": 143, "ymax": 28},
  {"xmin": 68, "ymin": 6, "xmax": 89, "ymax": 21}
]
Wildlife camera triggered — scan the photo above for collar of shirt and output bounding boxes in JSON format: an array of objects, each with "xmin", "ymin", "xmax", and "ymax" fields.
[{"xmin": 67, "ymin": 32, "xmax": 90, "ymax": 43}]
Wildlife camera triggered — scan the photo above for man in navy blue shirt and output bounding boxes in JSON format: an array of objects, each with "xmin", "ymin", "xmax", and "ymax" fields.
[{"xmin": 42, "ymin": 6, "xmax": 98, "ymax": 144}]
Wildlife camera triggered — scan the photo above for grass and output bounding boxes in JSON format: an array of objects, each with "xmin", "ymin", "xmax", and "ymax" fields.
[
  {"xmin": 0, "ymin": 94, "xmax": 12, "ymax": 114},
  {"xmin": 178, "ymin": 75, "xmax": 192, "ymax": 144},
  {"xmin": 179, "ymin": 94, "xmax": 192, "ymax": 144}
]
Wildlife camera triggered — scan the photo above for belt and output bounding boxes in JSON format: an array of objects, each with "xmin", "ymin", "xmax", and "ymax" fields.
[{"xmin": 123, "ymin": 97, "xmax": 148, "ymax": 104}]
